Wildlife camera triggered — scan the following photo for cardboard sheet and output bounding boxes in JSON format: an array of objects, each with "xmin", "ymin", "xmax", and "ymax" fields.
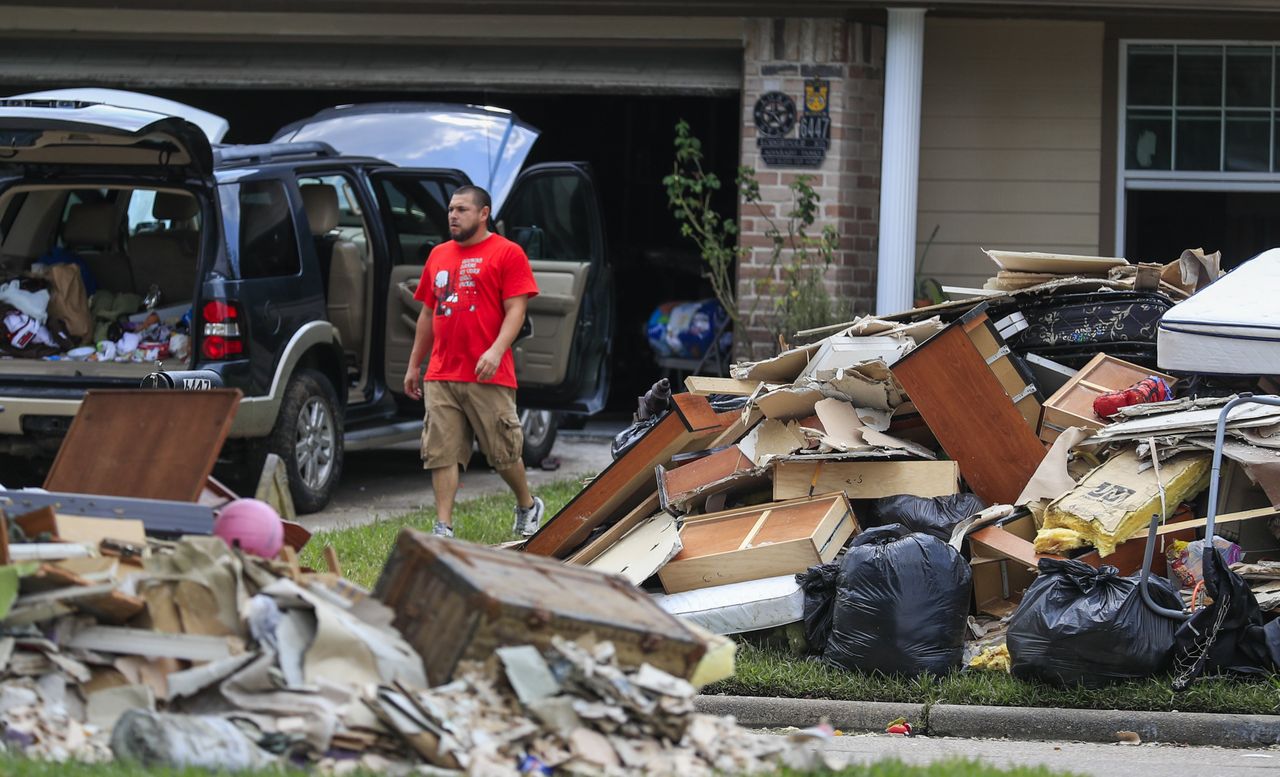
[{"xmin": 1015, "ymin": 426, "xmax": 1093, "ymax": 505}]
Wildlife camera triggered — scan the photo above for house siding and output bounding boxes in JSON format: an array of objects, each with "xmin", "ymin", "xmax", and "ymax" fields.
[{"xmin": 917, "ymin": 18, "xmax": 1105, "ymax": 290}]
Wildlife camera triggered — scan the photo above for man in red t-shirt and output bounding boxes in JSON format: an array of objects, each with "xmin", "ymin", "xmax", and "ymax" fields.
[{"xmin": 404, "ymin": 185, "xmax": 543, "ymax": 538}]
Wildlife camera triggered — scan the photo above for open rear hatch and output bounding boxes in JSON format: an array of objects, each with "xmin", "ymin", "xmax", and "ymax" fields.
[
  {"xmin": 0, "ymin": 100, "xmax": 213, "ymax": 179},
  {"xmin": 272, "ymin": 102, "xmax": 537, "ymax": 211}
]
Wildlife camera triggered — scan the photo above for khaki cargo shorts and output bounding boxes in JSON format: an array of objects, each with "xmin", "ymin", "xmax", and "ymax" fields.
[{"xmin": 421, "ymin": 381, "xmax": 524, "ymax": 471}]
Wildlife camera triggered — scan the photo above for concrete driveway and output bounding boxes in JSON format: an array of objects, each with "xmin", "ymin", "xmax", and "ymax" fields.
[{"xmin": 303, "ymin": 430, "xmax": 616, "ymax": 532}]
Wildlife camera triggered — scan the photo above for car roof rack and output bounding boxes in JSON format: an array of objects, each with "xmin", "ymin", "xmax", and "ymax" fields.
[{"xmin": 213, "ymin": 141, "xmax": 338, "ymax": 166}]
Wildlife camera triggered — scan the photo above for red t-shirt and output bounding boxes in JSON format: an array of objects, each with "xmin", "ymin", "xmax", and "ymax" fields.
[{"xmin": 414, "ymin": 233, "xmax": 539, "ymax": 389}]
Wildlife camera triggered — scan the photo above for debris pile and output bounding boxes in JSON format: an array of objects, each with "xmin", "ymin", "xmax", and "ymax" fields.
[
  {"xmin": 519, "ymin": 246, "xmax": 1280, "ymax": 688},
  {"xmin": 367, "ymin": 636, "xmax": 792, "ymax": 776}
]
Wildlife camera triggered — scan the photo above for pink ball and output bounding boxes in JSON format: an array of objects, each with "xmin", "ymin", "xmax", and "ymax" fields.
[{"xmin": 214, "ymin": 498, "xmax": 284, "ymax": 558}]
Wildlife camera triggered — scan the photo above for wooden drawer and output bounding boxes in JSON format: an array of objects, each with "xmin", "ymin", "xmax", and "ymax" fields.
[{"xmin": 658, "ymin": 492, "xmax": 857, "ymax": 594}]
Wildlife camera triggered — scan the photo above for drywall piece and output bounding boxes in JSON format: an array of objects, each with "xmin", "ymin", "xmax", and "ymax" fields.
[
  {"xmin": 652, "ymin": 575, "xmax": 804, "ymax": 635},
  {"xmin": 1039, "ymin": 354, "xmax": 1177, "ymax": 443},
  {"xmin": 584, "ymin": 513, "xmax": 682, "ymax": 586},
  {"xmin": 811, "ymin": 359, "xmax": 906, "ymax": 411},
  {"xmin": 891, "ymin": 309, "xmax": 1047, "ymax": 505},
  {"xmin": 754, "ymin": 387, "xmax": 826, "ymax": 421},
  {"xmin": 658, "ymin": 492, "xmax": 857, "ymax": 594},
  {"xmin": 1037, "ymin": 450, "xmax": 1211, "ymax": 557},
  {"xmin": 738, "ymin": 418, "xmax": 805, "ymax": 466},
  {"xmin": 731, "ymin": 342, "xmax": 821, "ymax": 382},
  {"xmin": 523, "ymin": 394, "xmax": 728, "ymax": 558},
  {"xmin": 772, "ymin": 459, "xmax": 959, "ymax": 501},
  {"xmin": 68, "ymin": 626, "xmax": 239, "ymax": 662},
  {"xmin": 564, "ymin": 494, "xmax": 661, "ymax": 567}
]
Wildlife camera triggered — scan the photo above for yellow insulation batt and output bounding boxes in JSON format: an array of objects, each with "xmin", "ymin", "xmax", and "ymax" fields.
[{"xmin": 1034, "ymin": 450, "xmax": 1211, "ymax": 557}]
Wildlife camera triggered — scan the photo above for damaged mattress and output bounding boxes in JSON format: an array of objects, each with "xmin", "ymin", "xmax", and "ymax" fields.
[
  {"xmin": 1158, "ymin": 248, "xmax": 1280, "ymax": 375},
  {"xmin": 651, "ymin": 575, "xmax": 803, "ymax": 635}
]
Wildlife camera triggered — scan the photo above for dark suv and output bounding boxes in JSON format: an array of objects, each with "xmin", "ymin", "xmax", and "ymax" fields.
[{"xmin": 0, "ymin": 100, "xmax": 613, "ymax": 512}]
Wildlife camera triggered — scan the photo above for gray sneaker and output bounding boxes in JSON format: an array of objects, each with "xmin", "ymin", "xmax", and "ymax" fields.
[
  {"xmin": 432, "ymin": 522, "xmax": 454, "ymax": 538},
  {"xmin": 513, "ymin": 496, "xmax": 545, "ymax": 537}
]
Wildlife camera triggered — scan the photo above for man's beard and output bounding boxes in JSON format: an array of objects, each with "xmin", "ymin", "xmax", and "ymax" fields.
[{"xmin": 451, "ymin": 223, "xmax": 479, "ymax": 243}]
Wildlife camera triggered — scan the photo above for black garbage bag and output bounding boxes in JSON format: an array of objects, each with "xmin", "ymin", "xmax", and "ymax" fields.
[
  {"xmin": 1008, "ymin": 558, "xmax": 1182, "ymax": 688},
  {"xmin": 796, "ymin": 561, "xmax": 841, "ymax": 656},
  {"xmin": 825, "ymin": 525, "xmax": 972, "ymax": 677},
  {"xmin": 1171, "ymin": 545, "xmax": 1275, "ymax": 689},
  {"xmin": 868, "ymin": 493, "xmax": 987, "ymax": 542},
  {"xmin": 611, "ymin": 415, "xmax": 662, "ymax": 459}
]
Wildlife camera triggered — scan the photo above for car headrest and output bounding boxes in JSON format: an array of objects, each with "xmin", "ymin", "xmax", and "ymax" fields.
[
  {"xmin": 152, "ymin": 191, "xmax": 198, "ymax": 221},
  {"xmin": 300, "ymin": 184, "xmax": 339, "ymax": 236},
  {"xmin": 63, "ymin": 201, "xmax": 118, "ymax": 248}
]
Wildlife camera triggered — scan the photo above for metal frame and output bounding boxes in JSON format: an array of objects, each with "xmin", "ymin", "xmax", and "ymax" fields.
[{"xmin": 1138, "ymin": 393, "xmax": 1280, "ymax": 620}]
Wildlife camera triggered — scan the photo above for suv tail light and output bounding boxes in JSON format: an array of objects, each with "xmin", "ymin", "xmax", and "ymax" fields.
[{"xmin": 201, "ymin": 299, "xmax": 245, "ymax": 360}]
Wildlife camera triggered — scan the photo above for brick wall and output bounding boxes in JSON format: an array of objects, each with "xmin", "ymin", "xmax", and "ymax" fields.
[{"xmin": 738, "ymin": 18, "xmax": 886, "ymax": 359}]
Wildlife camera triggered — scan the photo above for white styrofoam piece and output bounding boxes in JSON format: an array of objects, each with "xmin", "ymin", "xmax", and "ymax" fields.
[
  {"xmin": 1158, "ymin": 247, "xmax": 1280, "ymax": 375},
  {"xmin": 651, "ymin": 575, "xmax": 804, "ymax": 635}
]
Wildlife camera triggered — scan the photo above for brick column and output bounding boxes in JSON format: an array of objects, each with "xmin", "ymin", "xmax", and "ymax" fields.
[{"xmin": 738, "ymin": 18, "xmax": 886, "ymax": 359}]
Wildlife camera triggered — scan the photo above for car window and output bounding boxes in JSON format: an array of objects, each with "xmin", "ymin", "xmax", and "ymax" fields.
[
  {"xmin": 219, "ymin": 179, "xmax": 300, "ymax": 279},
  {"xmin": 125, "ymin": 188, "xmax": 202, "ymax": 237},
  {"xmin": 297, "ymin": 173, "xmax": 370, "ymax": 263},
  {"xmin": 56, "ymin": 189, "xmax": 116, "ymax": 247},
  {"xmin": 501, "ymin": 172, "xmax": 594, "ymax": 263},
  {"xmin": 376, "ymin": 177, "xmax": 454, "ymax": 265}
]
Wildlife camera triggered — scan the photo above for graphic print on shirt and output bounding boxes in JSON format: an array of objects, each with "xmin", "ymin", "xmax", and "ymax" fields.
[
  {"xmin": 457, "ymin": 256, "xmax": 484, "ymax": 313},
  {"xmin": 432, "ymin": 269, "xmax": 457, "ymax": 317}
]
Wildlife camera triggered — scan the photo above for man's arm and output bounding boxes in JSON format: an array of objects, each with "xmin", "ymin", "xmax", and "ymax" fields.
[
  {"xmin": 475, "ymin": 294, "xmax": 529, "ymax": 382},
  {"xmin": 403, "ymin": 306, "xmax": 434, "ymax": 400}
]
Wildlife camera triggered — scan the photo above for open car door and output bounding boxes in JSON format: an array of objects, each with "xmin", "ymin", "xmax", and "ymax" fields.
[
  {"xmin": 498, "ymin": 162, "xmax": 612, "ymax": 414},
  {"xmin": 368, "ymin": 168, "xmax": 469, "ymax": 393}
]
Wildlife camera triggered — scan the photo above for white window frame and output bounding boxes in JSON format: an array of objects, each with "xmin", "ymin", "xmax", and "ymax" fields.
[{"xmin": 1116, "ymin": 39, "xmax": 1280, "ymax": 255}]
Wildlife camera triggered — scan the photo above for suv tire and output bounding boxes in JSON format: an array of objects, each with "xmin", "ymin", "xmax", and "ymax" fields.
[
  {"xmin": 270, "ymin": 369, "xmax": 344, "ymax": 514},
  {"xmin": 520, "ymin": 408, "xmax": 558, "ymax": 467}
]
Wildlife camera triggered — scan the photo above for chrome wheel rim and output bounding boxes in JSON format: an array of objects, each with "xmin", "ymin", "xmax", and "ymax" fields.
[
  {"xmin": 295, "ymin": 397, "xmax": 335, "ymax": 490},
  {"xmin": 520, "ymin": 408, "xmax": 552, "ymax": 446}
]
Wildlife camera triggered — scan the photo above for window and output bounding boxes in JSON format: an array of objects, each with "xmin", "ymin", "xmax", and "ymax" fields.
[
  {"xmin": 297, "ymin": 173, "xmax": 369, "ymax": 256},
  {"xmin": 376, "ymin": 177, "xmax": 454, "ymax": 265},
  {"xmin": 1126, "ymin": 44, "xmax": 1278, "ymax": 173},
  {"xmin": 125, "ymin": 188, "xmax": 202, "ymax": 237},
  {"xmin": 502, "ymin": 172, "xmax": 595, "ymax": 262},
  {"xmin": 219, "ymin": 180, "xmax": 300, "ymax": 279}
]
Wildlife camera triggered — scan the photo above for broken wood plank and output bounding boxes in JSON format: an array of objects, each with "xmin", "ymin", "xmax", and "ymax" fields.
[
  {"xmin": 19, "ymin": 564, "xmax": 145, "ymax": 624},
  {"xmin": 584, "ymin": 513, "xmax": 682, "ymax": 586},
  {"xmin": 68, "ymin": 626, "xmax": 238, "ymax": 662},
  {"xmin": 772, "ymin": 460, "xmax": 960, "ymax": 501},
  {"xmin": 523, "ymin": 395, "xmax": 730, "ymax": 558},
  {"xmin": 323, "ymin": 546, "xmax": 342, "ymax": 577},
  {"xmin": 1154, "ymin": 506, "xmax": 1280, "ymax": 536},
  {"xmin": 657, "ymin": 446, "xmax": 768, "ymax": 515},
  {"xmin": 683, "ymin": 376, "xmax": 762, "ymax": 397}
]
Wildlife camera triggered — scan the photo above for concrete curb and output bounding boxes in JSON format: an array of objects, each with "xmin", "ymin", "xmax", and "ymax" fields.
[{"xmin": 695, "ymin": 695, "xmax": 1280, "ymax": 748}]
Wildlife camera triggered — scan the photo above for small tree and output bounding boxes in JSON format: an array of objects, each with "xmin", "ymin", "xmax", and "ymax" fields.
[{"xmin": 664, "ymin": 120, "xmax": 844, "ymax": 354}]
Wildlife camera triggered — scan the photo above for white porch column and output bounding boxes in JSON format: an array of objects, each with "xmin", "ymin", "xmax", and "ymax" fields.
[{"xmin": 875, "ymin": 7, "xmax": 926, "ymax": 316}]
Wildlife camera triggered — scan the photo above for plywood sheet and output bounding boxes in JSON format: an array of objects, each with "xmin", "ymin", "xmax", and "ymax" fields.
[
  {"xmin": 45, "ymin": 389, "xmax": 241, "ymax": 503},
  {"xmin": 891, "ymin": 318, "xmax": 1046, "ymax": 505}
]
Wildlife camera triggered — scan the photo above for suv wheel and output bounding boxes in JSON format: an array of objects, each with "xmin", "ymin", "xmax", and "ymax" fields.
[
  {"xmin": 520, "ymin": 408, "xmax": 558, "ymax": 466},
  {"xmin": 270, "ymin": 369, "xmax": 344, "ymax": 514}
]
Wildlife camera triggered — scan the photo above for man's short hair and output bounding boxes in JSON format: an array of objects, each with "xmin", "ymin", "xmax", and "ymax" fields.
[{"xmin": 453, "ymin": 185, "xmax": 492, "ymax": 211}]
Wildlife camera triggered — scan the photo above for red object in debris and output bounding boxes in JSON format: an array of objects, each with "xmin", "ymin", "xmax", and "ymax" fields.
[
  {"xmin": 886, "ymin": 723, "xmax": 912, "ymax": 736},
  {"xmin": 1093, "ymin": 376, "xmax": 1173, "ymax": 419}
]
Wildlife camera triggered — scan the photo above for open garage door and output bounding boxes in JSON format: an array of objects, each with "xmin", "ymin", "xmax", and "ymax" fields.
[{"xmin": 0, "ymin": 39, "xmax": 741, "ymax": 96}]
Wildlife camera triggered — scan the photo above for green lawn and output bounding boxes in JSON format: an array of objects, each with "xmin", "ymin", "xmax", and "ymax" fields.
[{"xmin": 296, "ymin": 476, "xmax": 1280, "ymax": 717}]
